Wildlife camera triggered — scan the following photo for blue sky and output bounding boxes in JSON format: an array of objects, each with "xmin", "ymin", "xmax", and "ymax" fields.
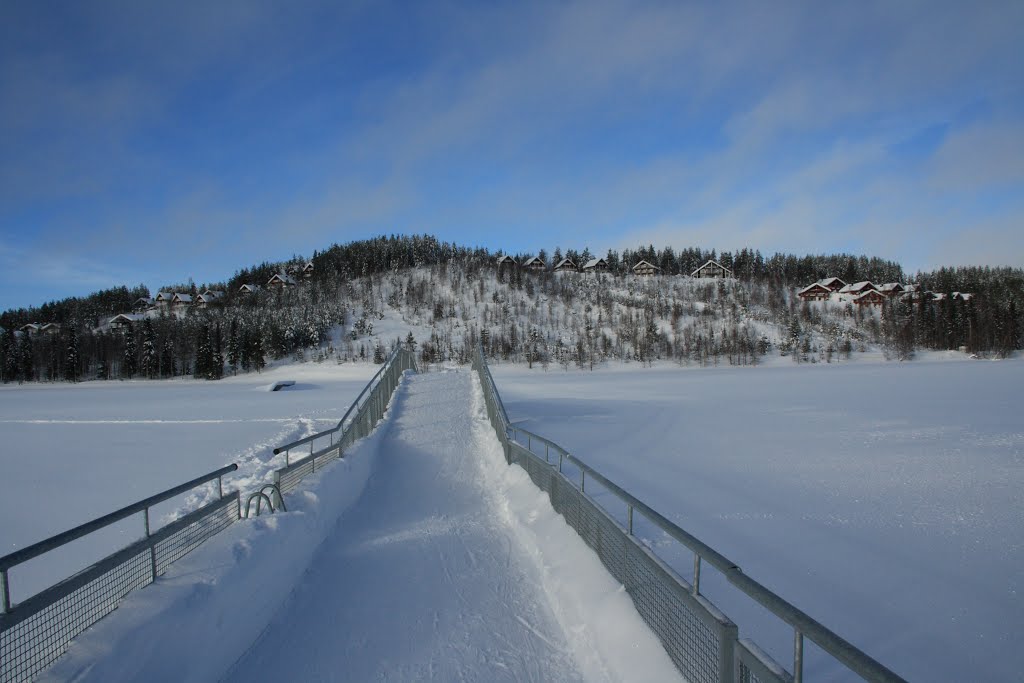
[{"xmin": 1, "ymin": 0, "xmax": 1022, "ymax": 311}]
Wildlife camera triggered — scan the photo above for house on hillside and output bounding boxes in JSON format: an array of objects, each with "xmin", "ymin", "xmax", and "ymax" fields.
[
  {"xmin": 154, "ymin": 292, "xmax": 175, "ymax": 312},
  {"xmin": 238, "ymin": 283, "xmax": 261, "ymax": 294},
  {"xmin": 19, "ymin": 323, "xmax": 40, "ymax": 335},
  {"xmin": 691, "ymin": 259, "xmax": 732, "ymax": 279},
  {"xmin": 797, "ymin": 282, "xmax": 832, "ymax": 301},
  {"xmin": 522, "ymin": 256, "xmax": 545, "ymax": 271},
  {"xmin": 496, "ymin": 255, "xmax": 517, "ymax": 267},
  {"xmin": 817, "ymin": 277, "xmax": 847, "ymax": 292},
  {"xmin": 134, "ymin": 297, "xmax": 155, "ymax": 312},
  {"xmin": 553, "ymin": 258, "xmax": 578, "ymax": 273},
  {"xmin": 952, "ymin": 292, "xmax": 974, "ymax": 301},
  {"xmin": 632, "ymin": 260, "xmax": 661, "ymax": 277},
  {"xmin": 267, "ymin": 273, "xmax": 298, "ymax": 288},
  {"xmin": 838, "ymin": 281, "xmax": 878, "ymax": 296},
  {"xmin": 930, "ymin": 292, "xmax": 947, "ymax": 301},
  {"xmin": 39, "ymin": 323, "xmax": 61, "ymax": 335},
  {"xmin": 582, "ymin": 257, "xmax": 608, "ymax": 273},
  {"xmin": 878, "ymin": 283, "xmax": 904, "ymax": 298},
  {"xmin": 109, "ymin": 313, "xmax": 143, "ymax": 332},
  {"xmin": 854, "ymin": 290, "xmax": 887, "ymax": 306},
  {"xmin": 301, "ymin": 261, "xmax": 314, "ymax": 279},
  {"xmin": 171, "ymin": 293, "xmax": 192, "ymax": 310},
  {"xmin": 195, "ymin": 292, "xmax": 224, "ymax": 309}
]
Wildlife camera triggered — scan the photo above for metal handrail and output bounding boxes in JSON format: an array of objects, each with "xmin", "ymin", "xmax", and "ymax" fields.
[
  {"xmin": 474, "ymin": 345, "xmax": 907, "ymax": 683},
  {"xmin": 273, "ymin": 346, "xmax": 402, "ymax": 455},
  {"xmin": 0, "ymin": 463, "xmax": 237, "ymax": 573}
]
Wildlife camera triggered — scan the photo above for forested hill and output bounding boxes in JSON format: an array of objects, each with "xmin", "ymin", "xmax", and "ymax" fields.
[{"xmin": 0, "ymin": 234, "xmax": 1020, "ymax": 383}]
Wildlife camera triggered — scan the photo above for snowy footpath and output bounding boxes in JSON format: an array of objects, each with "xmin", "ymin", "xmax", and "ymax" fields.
[{"xmin": 42, "ymin": 369, "xmax": 679, "ymax": 682}]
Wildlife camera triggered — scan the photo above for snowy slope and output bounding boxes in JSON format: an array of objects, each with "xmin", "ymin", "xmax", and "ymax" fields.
[{"xmin": 40, "ymin": 369, "xmax": 682, "ymax": 682}]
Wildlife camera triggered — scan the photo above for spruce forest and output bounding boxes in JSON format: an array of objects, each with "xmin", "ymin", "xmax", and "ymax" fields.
[{"xmin": 0, "ymin": 235, "xmax": 1020, "ymax": 383}]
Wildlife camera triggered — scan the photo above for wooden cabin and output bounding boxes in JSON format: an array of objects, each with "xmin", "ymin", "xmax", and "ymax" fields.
[
  {"xmin": 134, "ymin": 297, "xmax": 155, "ymax": 312},
  {"xmin": 19, "ymin": 323, "xmax": 40, "ymax": 335},
  {"xmin": 238, "ymin": 283, "xmax": 260, "ymax": 294},
  {"xmin": 109, "ymin": 314, "xmax": 143, "ymax": 332},
  {"xmin": 797, "ymin": 282, "xmax": 832, "ymax": 301},
  {"xmin": 154, "ymin": 292, "xmax": 175, "ymax": 311},
  {"xmin": 632, "ymin": 260, "xmax": 661, "ymax": 277},
  {"xmin": 838, "ymin": 281, "xmax": 878, "ymax": 296},
  {"xmin": 522, "ymin": 256, "xmax": 545, "ymax": 271},
  {"xmin": 582, "ymin": 257, "xmax": 608, "ymax": 273},
  {"xmin": 878, "ymin": 283, "xmax": 905, "ymax": 298},
  {"xmin": 171, "ymin": 293, "xmax": 192, "ymax": 309},
  {"xmin": 854, "ymin": 290, "xmax": 887, "ymax": 306},
  {"xmin": 496, "ymin": 255, "xmax": 517, "ymax": 267},
  {"xmin": 691, "ymin": 259, "xmax": 733, "ymax": 279},
  {"xmin": 553, "ymin": 258, "xmax": 578, "ymax": 272},
  {"xmin": 195, "ymin": 292, "xmax": 224, "ymax": 309},
  {"xmin": 40, "ymin": 323, "xmax": 61, "ymax": 336},
  {"xmin": 267, "ymin": 273, "xmax": 298, "ymax": 288},
  {"xmin": 301, "ymin": 261, "xmax": 314, "ymax": 279},
  {"xmin": 952, "ymin": 292, "xmax": 974, "ymax": 301},
  {"xmin": 817, "ymin": 277, "xmax": 847, "ymax": 292}
]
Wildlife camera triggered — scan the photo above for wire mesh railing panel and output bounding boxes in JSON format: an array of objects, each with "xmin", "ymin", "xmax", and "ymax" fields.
[
  {"xmin": 625, "ymin": 544, "xmax": 724, "ymax": 683},
  {"xmin": 277, "ymin": 460, "xmax": 314, "ymax": 495},
  {"xmin": 1, "ymin": 549, "xmax": 151, "ymax": 683},
  {"xmin": 736, "ymin": 639, "xmax": 792, "ymax": 683},
  {"xmin": 154, "ymin": 498, "xmax": 240, "ymax": 574}
]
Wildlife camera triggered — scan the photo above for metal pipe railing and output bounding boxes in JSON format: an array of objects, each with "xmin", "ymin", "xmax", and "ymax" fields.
[
  {"xmin": 473, "ymin": 345, "xmax": 907, "ymax": 683},
  {"xmin": 273, "ymin": 346, "xmax": 413, "ymax": 458},
  {"xmin": 0, "ymin": 462, "xmax": 237, "ymax": 615}
]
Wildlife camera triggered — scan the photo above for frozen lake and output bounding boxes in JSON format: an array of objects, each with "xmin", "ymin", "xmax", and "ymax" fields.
[
  {"xmin": 0, "ymin": 362, "xmax": 377, "ymax": 600},
  {"xmin": 492, "ymin": 357, "xmax": 1024, "ymax": 682},
  {"xmin": 2, "ymin": 355, "xmax": 1021, "ymax": 681}
]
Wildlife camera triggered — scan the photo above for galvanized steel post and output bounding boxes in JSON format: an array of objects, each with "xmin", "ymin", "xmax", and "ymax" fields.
[
  {"xmin": 1, "ymin": 568, "xmax": 10, "ymax": 613},
  {"xmin": 144, "ymin": 508, "xmax": 157, "ymax": 582},
  {"xmin": 794, "ymin": 630, "xmax": 804, "ymax": 683}
]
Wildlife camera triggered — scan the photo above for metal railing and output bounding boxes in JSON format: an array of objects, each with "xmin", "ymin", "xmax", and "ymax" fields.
[
  {"xmin": 0, "ymin": 346, "xmax": 418, "ymax": 682},
  {"xmin": 471, "ymin": 346, "xmax": 908, "ymax": 683},
  {"xmin": 272, "ymin": 346, "xmax": 417, "ymax": 495},
  {"xmin": 0, "ymin": 465, "xmax": 240, "ymax": 683}
]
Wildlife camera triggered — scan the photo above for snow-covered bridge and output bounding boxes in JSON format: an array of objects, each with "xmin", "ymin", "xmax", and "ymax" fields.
[{"xmin": 4, "ymin": 350, "xmax": 909, "ymax": 683}]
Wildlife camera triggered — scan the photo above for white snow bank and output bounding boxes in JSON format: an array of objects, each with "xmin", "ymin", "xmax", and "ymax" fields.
[
  {"xmin": 38, "ymin": 415, "xmax": 386, "ymax": 683},
  {"xmin": 468, "ymin": 374, "xmax": 683, "ymax": 682}
]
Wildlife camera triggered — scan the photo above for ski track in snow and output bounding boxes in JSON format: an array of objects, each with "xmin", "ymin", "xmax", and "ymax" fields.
[{"xmin": 221, "ymin": 370, "xmax": 586, "ymax": 683}]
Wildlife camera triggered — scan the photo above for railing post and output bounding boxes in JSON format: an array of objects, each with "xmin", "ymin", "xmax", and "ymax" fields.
[
  {"xmin": 693, "ymin": 554, "xmax": 702, "ymax": 595},
  {"xmin": 217, "ymin": 475, "xmax": 223, "ymax": 499},
  {"xmin": 545, "ymin": 443, "xmax": 549, "ymax": 463},
  {"xmin": 627, "ymin": 505, "xmax": 634, "ymax": 535},
  {"xmin": 145, "ymin": 508, "xmax": 157, "ymax": 582},
  {"xmin": 559, "ymin": 452, "xmax": 563, "ymax": 473},
  {"xmin": 285, "ymin": 448, "xmax": 290, "ymax": 467},
  {"xmin": 580, "ymin": 469, "xmax": 586, "ymax": 492},
  {"xmin": 794, "ymin": 630, "xmax": 804, "ymax": 683},
  {"xmin": 1, "ymin": 568, "xmax": 11, "ymax": 613}
]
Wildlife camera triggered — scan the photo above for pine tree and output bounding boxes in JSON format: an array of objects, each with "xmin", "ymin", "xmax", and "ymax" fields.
[
  {"xmin": 64, "ymin": 327, "xmax": 79, "ymax": 382},
  {"xmin": 19, "ymin": 334, "xmax": 35, "ymax": 382},
  {"xmin": 405, "ymin": 331, "xmax": 416, "ymax": 352},
  {"xmin": 0, "ymin": 328, "xmax": 14, "ymax": 383},
  {"xmin": 227, "ymin": 319, "xmax": 240, "ymax": 374},
  {"xmin": 141, "ymin": 320, "xmax": 157, "ymax": 378},
  {"xmin": 122, "ymin": 331, "xmax": 137, "ymax": 378},
  {"xmin": 373, "ymin": 339, "xmax": 385, "ymax": 364}
]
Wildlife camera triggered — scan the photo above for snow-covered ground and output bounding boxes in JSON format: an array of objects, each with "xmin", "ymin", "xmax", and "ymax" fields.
[
  {"xmin": 39, "ymin": 369, "xmax": 680, "ymax": 683},
  {"xmin": 492, "ymin": 356, "xmax": 1024, "ymax": 682},
  {"xmin": 0, "ymin": 361, "xmax": 377, "ymax": 600},
  {"xmin": 4, "ymin": 352, "xmax": 1021, "ymax": 681}
]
